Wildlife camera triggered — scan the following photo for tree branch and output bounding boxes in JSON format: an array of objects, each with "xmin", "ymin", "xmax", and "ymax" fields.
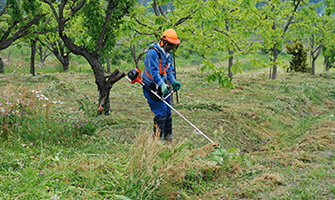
[
  {"xmin": 152, "ymin": 0, "xmax": 159, "ymax": 16},
  {"xmin": 158, "ymin": 5, "xmax": 168, "ymax": 20},
  {"xmin": 44, "ymin": 0, "xmax": 59, "ymax": 23},
  {"xmin": 134, "ymin": 29, "xmax": 156, "ymax": 36},
  {"xmin": 283, "ymin": 1, "xmax": 300, "ymax": 34},
  {"xmin": 95, "ymin": 1, "xmax": 118, "ymax": 54},
  {"xmin": 0, "ymin": 1, "xmax": 8, "ymax": 17},
  {"xmin": 134, "ymin": 16, "xmax": 150, "ymax": 28},
  {"xmin": 0, "ymin": 14, "xmax": 46, "ymax": 50},
  {"xmin": 213, "ymin": 28, "xmax": 231, "ymax": 37},
  {"xmin": 173, "ymin": 8, "xmax": 199, "ymax": 27},
  {"xmin": 70, "ymin": 0, "xmax": 86, "ymax": 16},
  {"xmin": 107, "ymin": 69, "xmax": 126, "ymax": 85},
  {"xmin": 99, "ymin": 2, "xmax": 132, "ymax": 51}
]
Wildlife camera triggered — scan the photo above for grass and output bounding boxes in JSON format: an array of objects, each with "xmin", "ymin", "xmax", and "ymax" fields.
[{"xmin": 0, "ymin": 49, "xmax": 335, "ymax": 199}]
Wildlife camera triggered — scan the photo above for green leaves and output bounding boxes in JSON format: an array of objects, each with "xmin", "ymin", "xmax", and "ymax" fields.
[
  {"xmin": 231, "ymin": 61, "xmax": 243, "ymax": 75},
  {"xmin": 201, "ymin": 59, "xmax": 234, "ymax": 89},
  {"xmin": 7, "ymin": 0, "xmax": 23, "ymax": 22},
  {"xmin": 211, "ymin": 147, "xmax": 252, "ymax": 168}
]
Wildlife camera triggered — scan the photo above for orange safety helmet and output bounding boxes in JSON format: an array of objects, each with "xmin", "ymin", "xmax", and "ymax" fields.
[{"xmin": 159, "ymin": 29, "xmax": 180, "ymax": 46}]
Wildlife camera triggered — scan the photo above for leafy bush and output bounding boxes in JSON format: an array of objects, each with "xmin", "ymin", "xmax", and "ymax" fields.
[
  {"xmin": 322, "ymin": 44, "xmax": 335, "ymax": 71},
  {"xmin": 286, "ymin": 40, "xmax": 311, "ymax": 73},
  {"xmin": 200, "ymin": 59, "xmax": 240, "ymax": 88}
]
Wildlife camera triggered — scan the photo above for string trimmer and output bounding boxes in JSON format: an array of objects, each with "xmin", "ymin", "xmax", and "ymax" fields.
[{"xmin": 126, "ymin": 68, "xmax": 219, "ymax": 146}]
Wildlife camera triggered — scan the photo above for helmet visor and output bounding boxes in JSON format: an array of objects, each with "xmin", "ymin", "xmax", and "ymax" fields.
[{"xmin": 165, "ymin": 37, "xmax": 180, "ymax": 45}]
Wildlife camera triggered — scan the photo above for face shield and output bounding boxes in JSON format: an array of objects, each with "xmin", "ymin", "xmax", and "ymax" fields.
[
  {"xmin": 169, "ymin": 43, "xmax": 179, "ymax": 54},
  {"xmin": 162, "ymin": 39, "xmax": 180, "ymax": 54}
]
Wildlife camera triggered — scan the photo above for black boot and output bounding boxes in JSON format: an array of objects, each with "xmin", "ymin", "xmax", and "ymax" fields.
[
  {"xmin": 164, "ymin": 114, "xmax": 174, "ymax": 141},
  {"xmin": 154, "ymin": 116, "xmax": 166, "ymax": 142}
]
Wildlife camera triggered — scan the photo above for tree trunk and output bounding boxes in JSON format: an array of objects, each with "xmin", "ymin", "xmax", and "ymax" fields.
[
  {"xmin": 37, "ymin": 45, "xmax": 50, "ymax": 66},
  {"xmin": 271, "ymin": 44, "xmax": 278, "ymax": 80},
  {"xmin": 106, "ymin": 56, "xmax": 111, "ymax": 73},
  {"xmin": 228, "ymin": 48, "xmax": 234, "ymax": 81},
  {"xmin": 311, "ymin": 58, "xmax": 316, "ymax": 75},
  {"xmin": 7, "ymin": 50, "xmax": 11, "ymax": 62},
  {"xmin": 0, "ymin": 57, "xmax": 4, "ymax": 73},
  {"xmin": 85, "ymin": 56, "xmax": 125, "ymax": 115},
  {"xmin": 62, "ymin": 53, "xmax": 69, "ymax": 71},
  {"xmin": 30, "ymin": 38, "xmax": 37, "ymax": 76},
  {"xmin": 325, "ymin": 61, "xmax": 329, "ymax": 72},
  {"xmin": 311, "ymin": 44, "xmax": 322, "ymax": 75},
  {"xmin": 59, "ymin": 37, "xmax": 126, "ymax": 115},
  {"xmin": 58, "ymin": 45, "xmax": 70, "ymax": 72},
  {"xmin": 324, "ymin": 54, "xmax": 329, "ymax": 72},
  {"xmin": 38, "ymin": 45, "xmax": 44, "ymax": 66}
]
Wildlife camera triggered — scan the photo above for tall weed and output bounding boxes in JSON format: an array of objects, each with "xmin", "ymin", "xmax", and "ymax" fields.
[
  {"xmin": 112, "ymin": 131, "xmax": 218, "ymax": 199},
  {"xmin": 0, "ymin": 85, "xmax": 98, "ymax": 143}
]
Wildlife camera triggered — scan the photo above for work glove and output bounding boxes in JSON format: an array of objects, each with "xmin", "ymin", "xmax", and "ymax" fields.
[
  {"xmin": 161, "ymin": 83, "xmax": 169, "ymax": 95},
  {"xmin": 171, "ymin": 81, "xmax": 182, "ymax": 91}
]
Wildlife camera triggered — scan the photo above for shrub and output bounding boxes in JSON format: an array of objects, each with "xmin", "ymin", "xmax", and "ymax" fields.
[
  {"xmin": 286, "ymin": 40, "xmax": 311, "ymax": 73},
  {"xmin": 322, "ymin": 44, "xmax": 335, "ymax": 71}
]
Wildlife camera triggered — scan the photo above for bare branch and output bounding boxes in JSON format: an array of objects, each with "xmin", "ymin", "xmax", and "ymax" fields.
[{"xmin": 107, "ymin": 69, "xmax": 126, "ymax": 85}]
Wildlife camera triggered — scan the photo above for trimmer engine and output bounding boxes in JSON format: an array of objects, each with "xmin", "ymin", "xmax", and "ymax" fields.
[{"xmin": 127, "ymin": 68, "xmax": 143, "ymax": 84}]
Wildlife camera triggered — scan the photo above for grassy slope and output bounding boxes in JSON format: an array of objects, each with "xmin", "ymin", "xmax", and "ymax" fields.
[{"xmin": 0, "ymin": 55, "xmax": 335, "ymax": 199}]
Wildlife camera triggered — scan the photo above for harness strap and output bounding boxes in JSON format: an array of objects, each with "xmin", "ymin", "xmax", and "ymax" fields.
[{"xmin": 145, "ymin": 47, "xmax": 168, "ymax": 81}]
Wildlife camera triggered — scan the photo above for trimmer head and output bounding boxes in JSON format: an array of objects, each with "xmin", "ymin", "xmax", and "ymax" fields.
[
  {"xmin": 213, "ymin": 143, "xmax": 220, "ymax": 148},
  {"xmin": 127, "ymin": 69, "xmax": 143, "ymax": 84}
]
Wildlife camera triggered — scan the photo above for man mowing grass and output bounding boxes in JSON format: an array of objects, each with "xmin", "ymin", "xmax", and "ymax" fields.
[{"xmin": 142, "ymin": 28, "xmax": 182, "ymax": 142}]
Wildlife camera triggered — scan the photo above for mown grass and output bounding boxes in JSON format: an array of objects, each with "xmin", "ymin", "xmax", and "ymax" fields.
[{"xmin": 0, "ymin": 50, "xmax": 335, "ymax": 199}]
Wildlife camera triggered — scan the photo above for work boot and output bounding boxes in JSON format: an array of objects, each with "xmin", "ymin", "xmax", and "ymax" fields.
[
  {"xmin": 154, "ymin": 116, "xmax": 166, "ymax": 142},
  {"xmin": 164, "ymin": 114, "xmax": 174, "ymax": 141}
]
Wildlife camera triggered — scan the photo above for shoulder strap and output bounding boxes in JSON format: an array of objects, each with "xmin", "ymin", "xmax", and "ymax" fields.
[
  {"xmin": 145, "ymin": 46, "xmax": 167, "ymax": 80},
  {"xmin": 149, "ymin": 46, "xmax": 161, "ymax": 60}
]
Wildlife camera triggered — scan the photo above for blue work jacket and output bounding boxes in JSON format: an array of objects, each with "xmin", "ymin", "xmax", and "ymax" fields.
[{"xmin": 142, "ymin": 43, "xmax": 176, "ymax": 87}]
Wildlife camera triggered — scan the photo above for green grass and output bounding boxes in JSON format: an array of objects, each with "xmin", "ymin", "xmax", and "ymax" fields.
[{"xmin": 1, "ymin": 48, "xmax": 335, "ymax": 199}]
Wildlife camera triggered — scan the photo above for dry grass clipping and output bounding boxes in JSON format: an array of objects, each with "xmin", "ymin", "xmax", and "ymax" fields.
[
  {"xmin": 252, "ymin": 173, "xmax": 284, "ymax": 186},
  {"xmin": 296, "ymin": 120, "xmax": 335, "ymax": 151},
  {"xmin": 127, "ymin": 130, "xmax": 218, "ymax": 199}
]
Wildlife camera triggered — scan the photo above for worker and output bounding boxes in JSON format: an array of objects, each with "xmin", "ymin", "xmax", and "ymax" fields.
[{"xmin": 142, "ymin": 28, "xmax": 182, "ymax": 142}]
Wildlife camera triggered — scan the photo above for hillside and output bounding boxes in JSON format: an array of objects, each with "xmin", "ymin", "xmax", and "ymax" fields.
[{"xmin": 0, "ymin": 62, "xmax": 334, "ymax": 199}]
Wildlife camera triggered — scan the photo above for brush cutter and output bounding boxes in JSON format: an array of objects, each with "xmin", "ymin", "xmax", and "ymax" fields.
[{"xmin": 126, "ymin": 68, "xmax": 219, "ymax": 146}]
